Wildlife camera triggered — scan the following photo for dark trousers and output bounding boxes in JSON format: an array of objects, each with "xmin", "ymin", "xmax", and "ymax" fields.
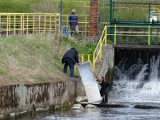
[
  {"xmin": 70, "ymin": 25, "xmax": 76, "ymax": 36},
  {"xmin": 63, "ymin": 58, "xmax": 74, "ymax": 77},
  {"xmin": 100, "ymin": 88, "xmax": 109, "ymax": 103}
]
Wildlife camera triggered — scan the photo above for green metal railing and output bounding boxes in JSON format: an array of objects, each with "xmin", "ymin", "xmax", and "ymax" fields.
[
  {"xmin": 111, "ymin": 25, "xmax": 160, "ymax": 45},
  {"xmin": 80, "ymin": 24, "xmax": 160, "ymax": 72}
]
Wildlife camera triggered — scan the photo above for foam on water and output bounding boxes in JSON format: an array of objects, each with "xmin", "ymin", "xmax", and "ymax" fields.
[{"xmin": 110, "ymin": 56, "xmax": 160, "ymax": 103}]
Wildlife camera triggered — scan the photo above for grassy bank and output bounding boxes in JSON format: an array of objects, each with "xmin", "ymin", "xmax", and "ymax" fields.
[
  {"xmin": 0, "ymin": 0, "xmax": 158, "ymax": 24},
  {"xmin": 0, "ymin": 0, "xmax": 90, "ymax": 13},
  {"xmin": 0, "ymin": 0, "xmax": 158, "ymax": 13},
  {"xmin": 0, "ymin": 34, "xmax": 95, "ymax": 85},
  {"xmin": 0, "ymin": 0, "xmax": 38, "ymax": 13}
]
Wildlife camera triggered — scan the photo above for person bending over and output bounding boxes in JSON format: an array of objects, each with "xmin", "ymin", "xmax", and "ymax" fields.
[{"xmin": 62, "ymin": 48, "xmax": 80, "ymax": 77}]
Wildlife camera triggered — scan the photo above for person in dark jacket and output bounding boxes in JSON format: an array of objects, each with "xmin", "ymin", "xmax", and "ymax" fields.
[
  {"xmin": 96, "ymin": 76, "xmax": 111, "ymax": 103},
  {"xmin": 68, "ymin": 9, "xmax": 78, "ymax": 36},
  {"xmin": 62, "ymin": 48, "xmax": 79, "ymax": 77}
]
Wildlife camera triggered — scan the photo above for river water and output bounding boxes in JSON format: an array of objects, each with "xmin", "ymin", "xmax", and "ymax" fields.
[
  {"xmin": 24, "ymin": 55, "xmax": 160, "ymax": 120},
  {"xmin": 33, "ymin": 106, "xmax": 160, "ymax": 120}
]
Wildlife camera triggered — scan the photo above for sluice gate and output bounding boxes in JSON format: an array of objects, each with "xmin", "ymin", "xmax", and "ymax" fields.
[
  {"xmin": 114, "ymin": 45, "xmax": 160, "ymax": 80},
  {"xmin": 109, "ymin": 45, "xmax": 160, "ymax": 103}
]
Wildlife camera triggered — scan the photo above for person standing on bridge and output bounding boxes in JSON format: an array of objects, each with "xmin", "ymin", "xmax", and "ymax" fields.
[
  {"xmin": 68, "ymin": 9, "xmax": 79, "ymax": 37},
  {"xmin": 62, "ymin": 48, "xmax": 80, "ymax": 77}
]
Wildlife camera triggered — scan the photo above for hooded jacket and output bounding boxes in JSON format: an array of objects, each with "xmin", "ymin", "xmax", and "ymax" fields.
[{"xmin": 62, "ymin": 48, "xmax": 79, "ymax": 64}]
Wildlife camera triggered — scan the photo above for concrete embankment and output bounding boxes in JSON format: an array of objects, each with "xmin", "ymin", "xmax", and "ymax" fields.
[
  {"xmin": 0, "ymin": 79, "xmax": 85, "ymax": 119},
  {"xmin": 0, "ymin": 45, "xmax": 115, "ymax": 119},
  {"xmin": 98, "ymin": 44, "xmax": 114, "ymax": 84}
]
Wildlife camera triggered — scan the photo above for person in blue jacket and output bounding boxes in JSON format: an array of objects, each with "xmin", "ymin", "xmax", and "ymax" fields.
[
  {"xmin": 68, "ymin": 9, "xmax": 78, "ymax": 36},
  {"xmin": 62, "ymin": 48, "xmax": 80, "ymax": 77}
]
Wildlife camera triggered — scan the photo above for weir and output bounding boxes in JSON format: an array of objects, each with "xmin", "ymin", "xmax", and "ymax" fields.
[
  {"xmin": 110, "ymin": 45, "xmax": 160, "ymax": 103},
  {"xmin": 114, "ymin": 46, "xmax": 160, "ymax": 80}
]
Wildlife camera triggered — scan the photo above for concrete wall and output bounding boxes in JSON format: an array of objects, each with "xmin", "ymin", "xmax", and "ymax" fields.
[
  {"xmin": 0, "ymin": 45, "xmax": 115, "ymax": 117},
  {"xmin": 98, "ymin": 44, "xmax": 114, "ymax": 78},
  {"xmin": 0, "ymin": 79, "xmax": 85, "ymax": 116}
]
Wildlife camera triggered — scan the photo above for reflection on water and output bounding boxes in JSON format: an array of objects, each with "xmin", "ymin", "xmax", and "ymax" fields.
[{"xmin": 36, "ymin": 107, "xmax": 160, "ymax": 120}]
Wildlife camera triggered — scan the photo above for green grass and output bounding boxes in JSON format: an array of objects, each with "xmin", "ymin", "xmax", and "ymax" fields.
[
  {"xmin": 0, "ymin": 34, "xmax": 96, "ymax": 85},
  {"xmin": 0, "ymin": 0, "xmax": 90, "ymax": 13},
  {"xmin": 0, "ymin": 0, "xmax": 39, "ymax": 12},
  {"xmin": 0, "ymin": 0, "xmax": 159, "ymax": 85},
  {"xmin": 62, "ymin": 37, "xmax": 96, "ymax": 54},
  {"xmin": 0, "ymin": 0, "xmax": 159, "ymax": 23}
]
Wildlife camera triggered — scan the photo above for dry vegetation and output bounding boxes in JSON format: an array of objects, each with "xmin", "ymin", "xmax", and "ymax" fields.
[
  {"xmin": 0, "ymin": 32, "xmax": 96, "ymax": 86},
  {"xmin": 0, "ymin": 33, "xmax": 74, "ymax": 85}
]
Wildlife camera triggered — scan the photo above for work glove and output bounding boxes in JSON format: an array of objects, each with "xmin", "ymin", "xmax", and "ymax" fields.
[{"xmin": 77, "ymin": 62, "xmax": 81, "ymax": 66}]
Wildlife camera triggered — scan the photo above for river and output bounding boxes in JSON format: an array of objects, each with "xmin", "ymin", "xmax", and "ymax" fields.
[
  {"xmin": 32, "ymin": 102, "xmax": 160, "ymax": 120},
  {"xmin": 22, "ymin": 55, "xmax": 160, "ymax": 120}
]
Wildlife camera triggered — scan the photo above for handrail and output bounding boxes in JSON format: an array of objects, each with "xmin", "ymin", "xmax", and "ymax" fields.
[
  {"xmin": 80, "ymin": 26, "xmax": 107, "ymax": 71},
  {"xmin": 80, "ymin": 24, "xmax": 160, "ymax": 72},
  {"xmin": 0, "ymin": 13, "xmax": 90, "ymax": 37},
  {"xmin": 108, "ymin": 24, "xmax": 160, "ymax": 45},
  {"xmin": 0, "ymin": 13, "xmax": 60, "ymax": 37}
]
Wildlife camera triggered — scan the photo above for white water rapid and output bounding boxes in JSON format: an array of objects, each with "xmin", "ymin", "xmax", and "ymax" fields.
[{"xmin": 110, "ymin": 56, "xmax": 160, "ymax": 103}]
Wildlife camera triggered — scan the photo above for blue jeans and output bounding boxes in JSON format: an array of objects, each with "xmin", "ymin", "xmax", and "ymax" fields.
[{"xmin": 63, "ymin": 58, "xmax": 74, "ymax": 77}]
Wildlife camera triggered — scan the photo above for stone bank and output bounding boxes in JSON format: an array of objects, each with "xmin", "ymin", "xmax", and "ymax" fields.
[{"xmin": 0, "ymin": 79, "xmax": 85, "ymax": 118}]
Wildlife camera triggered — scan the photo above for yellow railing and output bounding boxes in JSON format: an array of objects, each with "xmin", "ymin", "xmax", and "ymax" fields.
[
  {"xmin": 0, "ymin": 13, "xmax": 90, "ymax": 37},
  {"xmin": 0, "ymin": 13, "xmax": 60, "ymax": 37},
  {"xmin": 80, "ymin": 24, "xmax": 160, "ymax": 72},
  {"xmin": 109, "ymin": 25, "xmax": 160, "ymax": 45},
  {"xmin": 80, "ymin": 26, "xmax": 107, "ymax": 71}
]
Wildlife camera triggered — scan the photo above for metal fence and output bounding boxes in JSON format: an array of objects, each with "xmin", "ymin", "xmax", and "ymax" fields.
[
  {"xmin": 109, "ymin": 25, "xmax": 160, "ymax": 45},
  {"xmin": 80, "ymin": 24, "xmax": 160, "ymax": 72},
  {"xmin": 0, "ymin": 13, "xmax": 60, "ymax": 37},
  {"xmin": 0, "ymin": 13, "xmax": 90, "ymax": 37}
]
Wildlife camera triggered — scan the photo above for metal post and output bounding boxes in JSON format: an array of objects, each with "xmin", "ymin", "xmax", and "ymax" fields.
[
  {"xmin": 39, "ymin": 15, "xmax": 41, "ymax": 33},
  {"xmin": 110, "ymin": 0, "xmax": 113, "ymax": 24},
  {"xmin": 113, "ymin": 1, "xmax": 115, "ymax": 22},
  {"xmin": 27, "ymin": 15, "xmax": 28, "ymax": 34},
  {"xmin": 148, "ymin": 2, "xmax": 151, "ymax": 22},
  {"xmin": 114, "ymin": 24, "xmax": 116, "ymax": 44},
  {"xmin": 14, "ymin": 15, "xmax": 16, "ymax": 35},
  {"xmin": 100, "ymin": 39, "xmax": 102, "ymax": 59},
  {"xmin": 81, "ymin": 54, "xmax": 84, "ymax": 63},
  {"xmin": 85, "ymin": 15, "xmax": 87, "ymax": 36},
  {"xmin": 6, "ymin": 15, "xmax": 9, "ymax": 37},
  {"xmin": 44, "ymin": 15, "xmax": 46, "ymax": 33},
  {"xmin": 104, "ymin": 0, "xmax": 107, "ymax": 23},
  {"xmin": 93, "ymin": 53, "xmax": 96, "ymax": 71},
  {"xmin": 60, "ymin": 0, "xmax": 62, "ymax": 33},
  {"xmin": 148, "ymin": 25, "xmax": 151, "ymax": 45},
  {"xmin": 22, "ymin": 14, "xmax": 24, "ymax": 33},
  {"xmin": 105, "ymin": 26, "xmax": 107, "ymax": 45},
  {"xmin": 88, "ymin": 54, "xmax": 90, "ymax": 62},
  {"xmin": 33, "ymin": 15, "xmax": 35, "ymax": 34}
]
